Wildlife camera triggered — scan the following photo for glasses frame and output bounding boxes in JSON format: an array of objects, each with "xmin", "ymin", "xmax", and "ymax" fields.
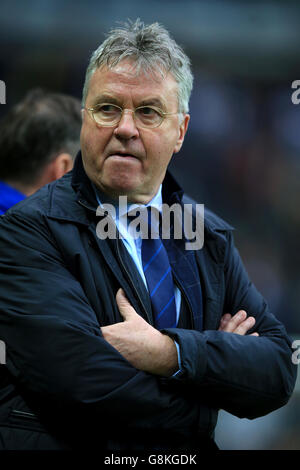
[{"xmin": 84, "ymin": 103, "xmax": 179, "ymax": 129}]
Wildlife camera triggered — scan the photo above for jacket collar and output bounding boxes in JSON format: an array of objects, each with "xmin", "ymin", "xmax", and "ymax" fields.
[
  {"xmin": 49, "ymin": 151, "xmax": 234, "ymax": 233},
  {"xmin": 71, "ymin": 151, "xmax": 98, "ymax": 211},
  {"xmin": 47, "ymin": 152, "xmax": 184, "ymax": 224},
  {"xmin": 71, "ymin": 151, "xmax": 184, "ymax": 208}
]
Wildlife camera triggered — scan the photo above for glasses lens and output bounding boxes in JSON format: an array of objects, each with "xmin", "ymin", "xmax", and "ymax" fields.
[
  {"xmin": 93, "ymin": 104, "xmax": 121, "ymax": 125},
  {"xmin": 135, "ymin": 106, "xmax": 163, "ymax": 128}
]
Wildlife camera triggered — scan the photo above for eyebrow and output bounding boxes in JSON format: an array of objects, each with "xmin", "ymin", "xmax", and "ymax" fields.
[
  {"xmin": 139, "ymin": 98, "xmax": 165, "ymax": 109},
  {"xmin": 91, "ymin": 95, "xmax": 166, "ymax": 109},
  {"xmin": 91, "ymin": 95, "xmax": 120, "ymax": 107}
]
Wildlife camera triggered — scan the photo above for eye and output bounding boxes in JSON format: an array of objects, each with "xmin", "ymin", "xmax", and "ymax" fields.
[
  {"xmin": 135, "ymin": 106, "xmax": 163, "ymax": 127},
  {"xmin": 138, "ymin": 106, "xmax": 160, "ymax": 116},
  {"xmin": 92, "ymin": 104, "xmax": 121, "ymax": 124},
  {"xmin": 96, "ymin": 104, "xmax": 119, "ymax": 114}
]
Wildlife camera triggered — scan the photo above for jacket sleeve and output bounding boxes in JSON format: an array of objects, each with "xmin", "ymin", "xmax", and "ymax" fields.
[
  {"xmin": 164, "ymin": 231, "xmax": 297, "ymax": 419},
  {"xmin": 0, "ymin": 211, "xmax": 201, "ymax": 437}
]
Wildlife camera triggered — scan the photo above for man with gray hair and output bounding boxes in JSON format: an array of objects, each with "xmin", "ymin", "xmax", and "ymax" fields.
[{"xmin": 0, "ymin": 20, "xmax": 296, "ymax": 451}]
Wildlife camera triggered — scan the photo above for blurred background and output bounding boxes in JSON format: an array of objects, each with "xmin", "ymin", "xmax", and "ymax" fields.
[{"xmin": 0, "ymin": 0, "xmax": 299, "ymax": 450}]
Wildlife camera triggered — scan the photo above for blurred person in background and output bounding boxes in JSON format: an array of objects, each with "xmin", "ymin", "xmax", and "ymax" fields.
[{"xmin": 0, "ymin": 88, "xmax": 82, "ymax": 214}]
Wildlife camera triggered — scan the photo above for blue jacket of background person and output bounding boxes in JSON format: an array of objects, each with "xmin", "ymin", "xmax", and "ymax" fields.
[{"xmin": 0, "ymin": 180, "xmax": 25, "ymax": 214}]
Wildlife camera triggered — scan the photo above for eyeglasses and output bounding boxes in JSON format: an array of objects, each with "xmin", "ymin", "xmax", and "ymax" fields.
[{"xmin": 85, "ymin": 103, "xmax": 178, "ymax": 129}]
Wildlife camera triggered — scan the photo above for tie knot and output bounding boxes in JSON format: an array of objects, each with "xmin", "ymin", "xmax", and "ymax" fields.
[
  {"xmin": 146, "ymin": 205, "xmax": 161, "ymax": 224},
  {"xmin": 127, "ymin": 206, "xmax": 161, "ymax": 240}
]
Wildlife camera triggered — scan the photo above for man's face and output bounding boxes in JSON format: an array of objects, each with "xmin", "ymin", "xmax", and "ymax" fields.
[{"xmin": 80, "ymin": 60, "xmax": 190, "ymax": 204}]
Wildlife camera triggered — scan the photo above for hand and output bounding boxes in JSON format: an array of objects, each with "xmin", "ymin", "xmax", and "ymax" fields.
[
  {"xmin": 101, "ymin": 289, "xmax": 179, "ymax": 377},
  {"xmin": 218, "ymin": 310, "xmax": 259, "ymax": 336}
]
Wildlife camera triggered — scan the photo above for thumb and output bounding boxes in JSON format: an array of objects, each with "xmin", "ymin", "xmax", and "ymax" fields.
[{"xmin": 116, "ymin": 288, "xmax": 136, "ymax": 320}]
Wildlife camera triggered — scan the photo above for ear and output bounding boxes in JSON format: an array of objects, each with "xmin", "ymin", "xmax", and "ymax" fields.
[
  {"xmin": 52, "ymin": 153, "xmax": 74, "ymax": 180},
  {"xmin": 174, "ymin": 114, "xmax": 190, "ymax": 154},
  {"xmin": 40, "ymin": 153, "xmax": 74, "ymax": 186},
  {"xmin": 30, "ymin": 153, "xmax": 74, "ymax": 192}
]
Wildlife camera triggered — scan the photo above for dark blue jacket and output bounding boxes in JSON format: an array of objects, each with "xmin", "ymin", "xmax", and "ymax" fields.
[{"xmin": 0, "ymin": 153, "xmax": 297, "ymax": 450}]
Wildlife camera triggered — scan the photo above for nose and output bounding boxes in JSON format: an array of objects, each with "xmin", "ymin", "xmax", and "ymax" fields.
[{"xmin": 113, "ymin": 109, "xmax": 139, "ymax": 140}]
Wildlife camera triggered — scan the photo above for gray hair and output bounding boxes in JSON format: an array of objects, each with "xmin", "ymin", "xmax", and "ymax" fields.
[{"xmin": 82, "ymin": 19, "xmax": 193, "ymax": 114}]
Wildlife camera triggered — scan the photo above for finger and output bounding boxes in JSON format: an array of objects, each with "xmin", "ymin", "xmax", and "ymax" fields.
[
  {"xmin": 218, "ymin": 313, "xmax": 232, "ymax": 331},
  {"xmin": 234, "ymin": 316, "xmax": 256, "ymax": 335},
  {"xmin": 222, "ymin": 313, "xmax": 232, "ymax": 323},
  {"xmin": 116, "ymin": 288, "xmax": 136, "ymax": 319},
  {"xmin": 250, "ymin": 332, "xmax": 259, "ymax": 337},
  {"xmin": 221, "ymin": 310, "xmax": 247, "ymax": 332}
]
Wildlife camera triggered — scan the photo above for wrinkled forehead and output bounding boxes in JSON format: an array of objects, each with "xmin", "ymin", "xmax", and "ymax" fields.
[
  {"xmin": 105, "ymin": 57, "xmax": 168, "ymax": 81},
  {"xmin": 90, "ymin": 58, "xmax": 172, "ymax": 91},
  {"xmin": 87, "ymin": 59, "xmax": 179, "ymax": 106}
]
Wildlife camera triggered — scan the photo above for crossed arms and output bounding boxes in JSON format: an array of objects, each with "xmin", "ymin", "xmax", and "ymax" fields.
[
  {"xmin": 102, "ymin": 288, "xmax": 259, "ymax": 377},
  {"xmin": 0, "ymin": 211, "xmax": 297, "ymax": 435}
]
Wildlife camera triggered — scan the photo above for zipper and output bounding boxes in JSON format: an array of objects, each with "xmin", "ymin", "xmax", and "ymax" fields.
[
  {"xmin": 79, "ymin": 198, "xmax": 152, "ymax": 325},
  {"xmin": 77, "ymin": 197, "xmax": 195, "ymax": 328},
  {"xmin": 11, "ymin": 409, "xmax": 37, "ymax": 420},
  {"xmin": 173, "ymin": 272, "xmax": 195, "ymax": 329},
  {"xmin": 115, "ymin": 235, "xmax": 152, "ymax": 325},
  {"xmin": 78, "ymin": 198, "xmax": 97, "ymax": 213}
]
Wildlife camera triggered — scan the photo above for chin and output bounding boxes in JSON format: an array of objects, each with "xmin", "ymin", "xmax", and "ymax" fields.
[
  {"xmin": 102, "ymin": 182, "xmax": 138, "ymax": 199},
  {"xmin": 106, "ymin": 176, "xmax": 141, "ymax": 193}
]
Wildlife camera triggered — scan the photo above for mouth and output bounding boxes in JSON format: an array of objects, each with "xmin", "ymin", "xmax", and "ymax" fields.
[{"xmin": 107, "ymin": 152, "xmax": 139, "ymax": 161}]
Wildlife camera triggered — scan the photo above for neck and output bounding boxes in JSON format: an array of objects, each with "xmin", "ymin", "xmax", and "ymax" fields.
[
  {"xmin": 5, "ymin": 180, "xmax": 40, "ymax": 197},
  {"xmin": 93, "ymin": 184, "xmax": 163, "ymax": 208}
]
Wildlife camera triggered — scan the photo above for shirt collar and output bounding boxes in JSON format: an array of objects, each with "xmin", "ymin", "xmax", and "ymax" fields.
[{"xmin": 93, "ymin": 184, "xmax": 163, "ymax": 221}]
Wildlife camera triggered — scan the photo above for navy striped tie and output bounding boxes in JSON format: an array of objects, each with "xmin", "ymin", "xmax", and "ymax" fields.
[{"xmin": 141, "ymin": 207, "xmax": 177, "ymax": 330}]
